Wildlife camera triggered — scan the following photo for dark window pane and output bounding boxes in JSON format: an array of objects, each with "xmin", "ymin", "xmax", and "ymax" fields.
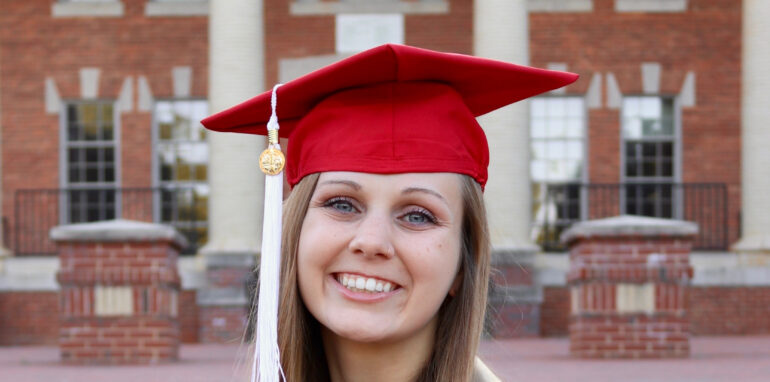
[
  {"xmin": 660, "ymin": 160, "xmax": 674, "ymax": 177},
  {"xmin": 103, "ymin": 124, "xmax": 114, "ymax": 140},
  {"xmin": 69, "ymin": 168, "xmax": 80, "ymax": 183},
  {"xmin": 85, "ymin": 167, "xmax": 99, "ymax": 182},
  {"xmin": 642, "ymin": 161, "xmax": 656, "ymax": 177},
  {"xmin": 642, "ymin": 143, "xmax": 656, "ymax": 158},
  {"xmin": 85, "ymin": 148, "xmax": 99, "ymax": 163},
  {"xmin": 68, "ymin": 149, "xmax": 80, "ymax": 164},
  {"xmin": 105, "ymin": 166, "xmax": 115, "ymax": 182},
  {"xmin": 67, "ymin": 104, "xmax": 78, "ymax": 122},
  {"xmin": 626, "ymin": 161, "xmax": 637, "ymax": 177},
  {"xmin": 105, "ymin": 148, "xmax": 114, "ymax": 164},
  {"xmin": 662, "ymin": 142, "xmax": 673, "ymax": 158},
  {"xmin": 87, "ymin": 207, "xmax": 100, "ymax": 222},
  {"xmin": 626, "ymin": 142, "xmax": 638, "ymax": 156},
  {"xmin": 68, "ymin": 126, "xmax": 80, "ymax": 141}
]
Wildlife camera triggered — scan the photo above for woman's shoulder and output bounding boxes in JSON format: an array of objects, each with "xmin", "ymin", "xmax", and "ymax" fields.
[{"xmin": 473, "ymin": 357, "xmax": 502, "ymax": 382}]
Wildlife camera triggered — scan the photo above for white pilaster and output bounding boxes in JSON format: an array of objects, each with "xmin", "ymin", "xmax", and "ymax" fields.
[
  {"xmin": 734, "ymin": 0, "xmax": 770, "ymax": 256},
  {"xmin": 474, "ymin": 0, "xmax": 536, "ymax": 251},
  {"xmin": 202, "ymin": 0, "xmax": 265, "ymax": 256}
]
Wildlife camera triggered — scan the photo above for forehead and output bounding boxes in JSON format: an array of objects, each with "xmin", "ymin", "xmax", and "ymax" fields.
[{"xmin": 315, "ymin": 171, "xmax": 463, "ymax": 202}]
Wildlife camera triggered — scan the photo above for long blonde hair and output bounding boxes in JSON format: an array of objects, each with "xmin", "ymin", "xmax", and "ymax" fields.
[{"xmin": 276, "ymin": 173, "xmax": 490, "ymax": 381}]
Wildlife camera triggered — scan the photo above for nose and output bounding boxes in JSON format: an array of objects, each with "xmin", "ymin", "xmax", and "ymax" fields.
[{"xmin": 347, "ymin": 211, "xmax": 395, "ymax": 259}]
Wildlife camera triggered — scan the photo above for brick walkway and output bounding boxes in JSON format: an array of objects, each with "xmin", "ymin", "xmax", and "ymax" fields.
[{"xmin": 1, "ymin": 336, "xmax": 768, "ymax": 382}]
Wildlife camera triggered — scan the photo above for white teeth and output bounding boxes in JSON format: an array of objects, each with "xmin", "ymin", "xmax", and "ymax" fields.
[
  {"xmin": 365, "ymin": 278, "xmax": 376, "ymax": 291},
  {"xmin": 337, "ymin": 273, "xmax": 397, "ymax": 294}
]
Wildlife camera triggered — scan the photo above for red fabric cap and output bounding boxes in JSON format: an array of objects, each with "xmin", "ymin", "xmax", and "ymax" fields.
[{"xmin": 201, "ymin": 44, "xmax": 578, "ymax": 187}]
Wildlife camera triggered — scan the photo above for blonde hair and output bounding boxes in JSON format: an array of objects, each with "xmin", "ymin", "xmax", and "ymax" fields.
[{"xmin": 276, "ymin": 173, "xmax": 490, "ymax": 382}]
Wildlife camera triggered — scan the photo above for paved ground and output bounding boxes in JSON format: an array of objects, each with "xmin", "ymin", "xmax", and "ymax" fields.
[{"xmin": 1, "ymin": 336, "xmax": 769, "ymax": 382}]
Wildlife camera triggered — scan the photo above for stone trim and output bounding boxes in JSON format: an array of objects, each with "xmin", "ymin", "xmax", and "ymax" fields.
[
  {"xmin": 679, "ymin": 71, "xmax": 696, "ymax": 107},
  {"xmin": 137, "ymin": 75, "xmax": 153, "ymax": 112},
  {"xmin": 146, "ymin": 1, "xmax": 209, "ymax": 17},
  {"xmin": 290, "ymin": 0, "xmax": 448, "ymax": 15},
  {"xmin": 50, "ymin": 219, "xmax": 189, "ymax": 248},
  {"xmin": 585, "ymin": 72, "xmax": 602, "ymax": 109},
  {"xmin": 45, "ymin": 77, "xmax": 62, "ymax": 114},
  {"xmin": 529, "ymin": 0, "xmax": 593, "ymax": 13},
  {"xmin": 605, "ymin": 72, "xmax": 622, "ymax": 109},
  {"xmin": 615, "ymin": 0, "xmax": 687, "ymax": 13},
  {"xmin": 641, "ymin": 62, "xmax": 661, "ymax": 94},
  {"xmin": 117, "ymin": 77, "xmax": 133, "ymax": 112},
  {"xmin": 52, "ymin": 1, "xmax": 125, "ymax": 18},
  {"xmin": 172, "ymin": 66, "xmax": 192, "ymax": 98},
  {"xmin": 79, "ymin": 67, "xmax": 100, "ymax": 99},
  {"xmin": 560, "ymin": 215, "xmax": 698, "ymax": 244}
]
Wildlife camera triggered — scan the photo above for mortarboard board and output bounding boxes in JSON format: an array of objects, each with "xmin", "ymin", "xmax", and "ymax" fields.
[{"xmin": 201, "ymin": 43, "xmax": 578, "ymax": 382}]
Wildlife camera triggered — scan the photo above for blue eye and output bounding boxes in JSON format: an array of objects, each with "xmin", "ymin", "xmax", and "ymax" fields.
[
  {"xmin": 324, "ymin": 197, "xmax": 356, "ymax": 213},
  {"xmin": 402, "ymin": 209, "xmax": 437, "ymax": 225}
]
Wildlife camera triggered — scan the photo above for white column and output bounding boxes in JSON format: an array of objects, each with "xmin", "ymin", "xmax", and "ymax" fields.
[
  {"xmin": 202, "ymin": 0, "xmax": 265, "ymax": 256},
  {"xmin": 734, "ymin": 0, "xmax": 770, "ymax": 254},
  {"xmin": 474, "ymin": 0, "xmax": 536, "ymax": 251}
]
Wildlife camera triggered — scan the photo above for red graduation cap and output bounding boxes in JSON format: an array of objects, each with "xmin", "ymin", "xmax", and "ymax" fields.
[{"xmin": 201, "ymin": 44, "xmax": 578, "ymax": 188}]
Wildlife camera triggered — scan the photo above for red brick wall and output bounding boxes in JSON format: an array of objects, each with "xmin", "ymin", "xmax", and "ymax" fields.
[
  {"xmin": 530, "ymin": 0, "xmax": 743, "ymax": 245},
  {"xmin": 689, "ymin": 287, "xmax": 770, "ymax": 335},
  {"xmin": 0, "ymin": 291, "xmax": 59, "ymax": 345},
  {"xmin": 541, "ymin": 285, "xmax": 770, "ymax": 337}
]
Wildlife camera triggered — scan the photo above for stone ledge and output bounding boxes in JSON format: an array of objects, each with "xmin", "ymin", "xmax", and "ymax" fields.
[
  {"xmin": 529, "ymin": 0, "xmax": 593, "ymax": 13},
  {"xmin": 615, "ymin": 0, "xmax": 687, "ymax": 12},
  {"xmin": 52, "ymin": 1, "xmax": 124, "ymax": 18},
  {"xmin": 196, "ymin": 286, "xmax": 249, "ymax": 306},
  {"xmin": 145, "ymin": 1, "xmax": 208, "ymax": 17},
  {"xmin": 50, "ymin": 219, "xmax": 188, "ymax": 249},
  {"xmin": 560, "ymin": 215, "xmax": 698, "ymax": 244},
  {"xmin": 290, "ymin": 1, "xmax": 448, "ymax": 15},
  {"xmin": 731, "ymin": 234, "xmax": 770, "ymax": 253}
]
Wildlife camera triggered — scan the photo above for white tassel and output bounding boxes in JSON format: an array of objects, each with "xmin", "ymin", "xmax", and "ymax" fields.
[{"xmin": 252, "ymin": 84, "xmax": 285, "ymax": 382}]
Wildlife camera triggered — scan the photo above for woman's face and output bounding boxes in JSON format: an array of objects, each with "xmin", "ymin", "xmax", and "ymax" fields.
[{"xmin": 297, "ymin": 171, "xmax": 464, "ymax": 343}]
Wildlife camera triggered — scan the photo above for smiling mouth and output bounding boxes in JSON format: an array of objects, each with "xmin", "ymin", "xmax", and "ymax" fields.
[{"xmin": 334, "ymin": 273, "xmax": 401, "ymax": 294}]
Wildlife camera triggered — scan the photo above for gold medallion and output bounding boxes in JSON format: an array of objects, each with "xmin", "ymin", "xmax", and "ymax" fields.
[{"xmin": 259, "ymin": 147, "xmax": 286, "ymax": 175}]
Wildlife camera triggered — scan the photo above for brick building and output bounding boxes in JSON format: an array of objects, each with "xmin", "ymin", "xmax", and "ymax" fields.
[{"xmin": 1, "ymin": 0, "xmax": 768, "ymax": 346}]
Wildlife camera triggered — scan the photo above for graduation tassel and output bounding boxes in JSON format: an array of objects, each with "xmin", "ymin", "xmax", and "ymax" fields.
[{"xmin": 252, "ymin": 84, "xmax": 286, "ymax": 382}]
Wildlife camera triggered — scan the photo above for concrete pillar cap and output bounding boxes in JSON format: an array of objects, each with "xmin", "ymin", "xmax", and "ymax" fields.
[
  {"xmin": 560, "ymin": 215, "xmax": 699, "ymax": 245},
  {"xmin": 50, "ymin": 219, "xmax": 188, "ymax": 249}
]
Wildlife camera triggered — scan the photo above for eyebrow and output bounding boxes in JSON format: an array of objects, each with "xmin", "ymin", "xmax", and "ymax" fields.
[
  {"xmin": 318, "ymin": 179, "xmax": 362, "ymax": 190},
  {"xmin": 402, "ymin": 187, "xmax": 447, "ymax": 204}
]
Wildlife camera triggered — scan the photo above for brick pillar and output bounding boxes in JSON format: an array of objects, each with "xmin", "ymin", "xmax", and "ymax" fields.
[
  {"xmin": 52, "ymin": 220, "xmax": 186, "ymax": 364},
  {"xmin": 562, "ymin": 215, "xmax": 696, "ymax": 359},
  {"xmin": 486, "ymin": 249, "xmax": 541, "ymax": 337}
]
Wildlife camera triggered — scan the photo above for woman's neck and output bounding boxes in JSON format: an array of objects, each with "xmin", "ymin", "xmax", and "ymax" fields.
[{"xmin": 321, "ymin": 318, "xmax": 437, "ymax": 382}]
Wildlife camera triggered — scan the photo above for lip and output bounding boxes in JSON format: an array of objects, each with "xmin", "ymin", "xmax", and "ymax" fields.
[{"xmin": 329, "ymin": 274, "xmax": 402, "ymax": 303}]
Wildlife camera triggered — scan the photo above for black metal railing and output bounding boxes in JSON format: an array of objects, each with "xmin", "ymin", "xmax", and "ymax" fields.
[
  {"xmin": 536, "ymin": 183, "xmax": 728, "ymax": 251},
  {"xmin": 12, "ymin": 187, "xmax": 207, "ymax": 256}
]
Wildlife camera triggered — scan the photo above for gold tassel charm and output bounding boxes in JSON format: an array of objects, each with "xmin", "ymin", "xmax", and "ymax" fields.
[{"xmin": 259, "ymin": 129, "xmax": 285, "ymax": 175}]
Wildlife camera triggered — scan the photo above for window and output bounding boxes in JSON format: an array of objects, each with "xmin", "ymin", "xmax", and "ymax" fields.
[
  {"xmin": 621, "ymin": 96, "xmax": 678, "ymax": 218},
  {"xmin": 154, "ymin": 100, "xmax": 209, "ymax": 251},
  {"xmin": 63, "ymin": 102, "xmax": 118, "ymax": 223},
  {"xmin": 530, "ymin": 97, "xmax": 586, "ymax": 247}
]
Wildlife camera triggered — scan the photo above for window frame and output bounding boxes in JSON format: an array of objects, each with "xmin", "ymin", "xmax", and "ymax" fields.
[
  {"xmin": 151, "ymin": 98, "xmax": 209, "ymax": 250},
  {"xmin": 58, "ymin": 99, "xmax": 121, "ymax": 224},
  {"xmin": 619, "ymin": 95, "xmax": 683, "ymax": 219},
  {"xmin": 529, "ymin": 95, "xmax": 589, "ymax": 246}
]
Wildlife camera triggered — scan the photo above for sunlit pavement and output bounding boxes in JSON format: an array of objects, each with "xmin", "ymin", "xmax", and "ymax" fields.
[{"xmin": 1, "ymin": 336, "xmax": 769, "ymax": 382}]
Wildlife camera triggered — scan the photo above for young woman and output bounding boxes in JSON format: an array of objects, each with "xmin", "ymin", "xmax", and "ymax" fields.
[{"xmin": 202, "ymin": 44, "xmax": 577, "ymax": 382}]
